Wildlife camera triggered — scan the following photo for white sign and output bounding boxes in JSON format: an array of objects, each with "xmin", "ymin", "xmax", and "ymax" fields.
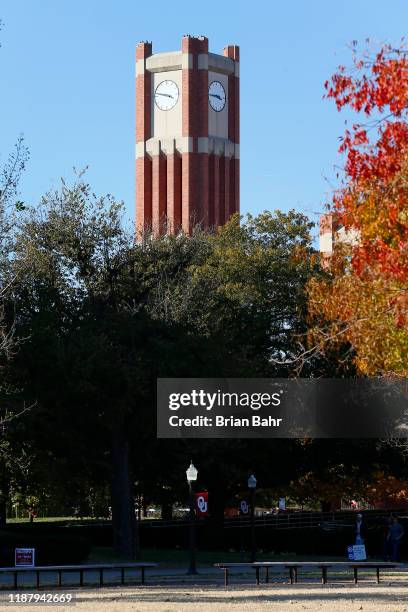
[
  {"xmin": 15, "ymin": 548, "xmax": 35, "ymax": 567},
  {"xmin": 278, "ymin": 498, "xmax": 286, "ymax": 510},
  {"xmin": 347, "ymin": 544, "xmax": 366, "ymax": 561},
  {"xmin": 240, "ymin": 500, "xmax": 249, "ymax": 514}
]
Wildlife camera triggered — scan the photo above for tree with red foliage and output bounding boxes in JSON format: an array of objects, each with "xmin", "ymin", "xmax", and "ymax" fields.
[
  {"xmin": 325, "ymin": 41, "xmax": 408, "ymax": 280},
  {"xmin": 307, "ymin": 42, "xmax": 408, "ymax": 376}
]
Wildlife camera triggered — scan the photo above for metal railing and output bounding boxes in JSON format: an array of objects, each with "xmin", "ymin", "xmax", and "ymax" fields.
[{"xmin": 138, "ymin": 508, "xmax": 408, "ymax": 530}]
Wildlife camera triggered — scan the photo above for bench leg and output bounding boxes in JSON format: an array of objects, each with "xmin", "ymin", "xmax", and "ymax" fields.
[
  {"xmin": 294, "ymin": 567, "xmax": 298, "ymax": 583},
  {"xmin": 80, "ymin": 569, "xmax": 84, "ymax": 587},
  {"xmin": 256, "ymin": 567, "xmax": 260, "ymax": 585},
  {"xmin": 13, "ymin": 572, "xmax": 17, "ymax": 590},
  {"xmin": 289, "ymin": 568, "xmax": 294, "ymax": 585},
  {"xmin": 58, "ymin": 570, "xmax": 62, "ymax": 588},
  {"xmin": 121, "ymin": 567, "xmax": 125, "ymax": 585},
  {"xmin": 354, "ymin": 568, "xmax": 358, "ymax": 584},
  {"xmin": 322, "ymin": 567, "xmax": 327, "ymax": 585},
  {"xmin": 141, "ymin": 568, "xmax": 145, "ymax": 585},
  {"xmin": 99, "ymin": 569, "xmax": 103, "ymax": 587},
  {"xmin": 376, "ymin": 568, "xmax": 380, "ymax": 584},
  {"xmin": 224, "ymin": 568, "xmax": 229, "ymax": 587},
  {"xmin": 265, "ymin": 566, "xmax": 269, "ymax": 584},
  {"xmin": 36, "ymin": 570, "xmax": 40, "ymax": 589}
]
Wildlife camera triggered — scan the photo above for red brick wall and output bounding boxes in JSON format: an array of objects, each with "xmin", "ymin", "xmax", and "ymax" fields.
[
  {"xmin": 219, "ymin": 156, "xmax": 225, "ymax": 227},
  {"xmin": 224, "ymin": 45, "xmax": 240, "ymax": 145},
  {"xmin": 136, "ymin": 156, "xmax": 152, "ymax": 234},
  {"xmin": 213, "ymin": 154, "xmax": 220, "ymax": 228},
  {"xmin": 181, "ymin": 36, "xmax": 209, "ymax": 231},
  {"xmin": 233, "ymin": 157, "xmax": 240, "ymax": 215},
  {"xmin": 152, "ymin": 154, "xmax": 167, "ymax": 235},
  {"xmin": 166, "ymin": 153, "xmax": 182, "ymax": 234},
  {"xmin": 223, "ymin": 45, "xmax": 240, "ymax": 219},
  {"xmin": 224, "ymin": 155, "xmax": 230, "ymax": 226},
  {"xmin": 199, "ymin": 153, "xmax": 209, "ymax": 228},
  {"xmin": 182, "ymin": 36, "xmax": 208, "ymax": 138},
  {"xmin": 136, "ymin": 42, "xmax": 152, "ymax": 234}
]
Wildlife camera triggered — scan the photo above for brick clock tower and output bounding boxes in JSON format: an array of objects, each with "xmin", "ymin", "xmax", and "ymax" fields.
[{"xmin": 136, "ymin": 36, "xmax": 239, "ymax": 235}]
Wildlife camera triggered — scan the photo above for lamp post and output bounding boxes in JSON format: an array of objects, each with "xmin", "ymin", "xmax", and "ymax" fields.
[
  {"xmin": 248, "ymin": 474, "xmax": 257, "ymax": 562},
  {"xmin": 186, "ymin": 461, "xmax": 198, "ymax": 574}
]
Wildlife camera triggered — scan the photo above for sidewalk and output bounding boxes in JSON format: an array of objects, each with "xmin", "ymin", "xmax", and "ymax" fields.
[{"xmin": 4, "ymin": 582, "xmax": 408, "ymax": 612}]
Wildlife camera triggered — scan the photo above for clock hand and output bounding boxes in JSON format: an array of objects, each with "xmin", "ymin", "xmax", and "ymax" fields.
[
  {"xmin": 209, "ymin": 94, "xmax": 223, "ymax": 100},
  {"xmin": 156, "ymin": 92, "xmax": 174, "ymax": 98}
]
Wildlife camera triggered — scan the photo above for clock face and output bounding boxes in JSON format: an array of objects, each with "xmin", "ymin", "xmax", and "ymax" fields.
[
  {"xmin": 209, "ymin": 81, "xmax": 226, "ymax": 112},
  {"xmin": 154, "ymin": 80, "xmax": 179, "ymax": 111}
]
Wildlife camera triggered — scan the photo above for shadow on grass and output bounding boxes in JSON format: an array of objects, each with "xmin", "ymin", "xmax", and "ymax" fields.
[{"xmin": 88, "ymin": 547, "xmax": 364, "ymax": 567}]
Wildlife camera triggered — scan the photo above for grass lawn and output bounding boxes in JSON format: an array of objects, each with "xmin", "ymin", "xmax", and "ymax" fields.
[
  {"xmin": 6, "ymin": 516, "xmax": 110, "ymax": 524},
  {"xmin": 87, "ymin": 546, "xmax": 357, "ymax": 567}
]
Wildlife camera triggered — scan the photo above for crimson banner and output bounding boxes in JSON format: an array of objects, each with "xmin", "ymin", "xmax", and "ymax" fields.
[{"xmin": 195, "ymin": 491, "xmax": 209, "ymax": 516}]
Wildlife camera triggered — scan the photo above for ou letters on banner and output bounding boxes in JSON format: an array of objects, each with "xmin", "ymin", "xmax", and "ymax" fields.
[{"xmin": 195, "ymin": 492, "xmax": 209, "ymax": 516}]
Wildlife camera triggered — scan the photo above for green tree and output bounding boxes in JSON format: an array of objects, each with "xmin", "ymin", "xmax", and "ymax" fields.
[
  {"xmin": 136, "ymin": 210, "xmax": 319, "ymax": 532},
  {"xmin": 10, "ymin": 176, "xmax": 224, "ymax": 554},
  {"xmin": 0, "ymin": 22, "xmax": 30, "ymax": 520},
  {"xmin": 9, "ymin": 179, "xmax": 328, "ymax": 553}
]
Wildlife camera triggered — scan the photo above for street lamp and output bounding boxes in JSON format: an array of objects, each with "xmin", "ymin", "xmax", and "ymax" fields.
[
  {"xmin": 248, "ymin": 474, "xmax": 257, "ymax": 562},
  {"xmin": 186, "ymin": 461, "xmax": 198, "ymax": 575}
]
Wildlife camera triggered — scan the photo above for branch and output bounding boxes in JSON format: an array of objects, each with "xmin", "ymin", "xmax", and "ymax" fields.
[
  {"xmin": 0, "ymin": 401, "xmax": 36, "ymax": 429},
  {"xmin": 0, "ymin": 135, "xmax": 29, "ymax": 213}
]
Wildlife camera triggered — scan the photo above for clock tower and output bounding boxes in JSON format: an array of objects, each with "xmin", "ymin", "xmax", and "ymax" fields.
[{"xmin": 136, "ymin": 36, "xmax": 240, "ymax": 235}]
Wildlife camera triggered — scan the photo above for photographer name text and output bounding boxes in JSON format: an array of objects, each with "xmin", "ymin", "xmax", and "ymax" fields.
[{"xmin": 168, "ymin": 415, "xmax": 283, "ymax": 428}]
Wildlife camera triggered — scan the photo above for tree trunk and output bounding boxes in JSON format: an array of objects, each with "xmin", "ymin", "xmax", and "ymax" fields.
[
  {"xmin": 0, "ymin": 460, "xmax": 9, "ymax": 528},
  {"xmin": 320, "ymin": 500, "xmax": 332, "ymax": 512},
  {"xmin": 161, "ymin": 501, "xmax": 173, "ymax": 521},
  {"xmin": 207, "ymin": 478, "xmax": 226, "ymax": 549},
  {"xmin": 111, "ymin": 426, "xmax": 138, "ymax": 558}
]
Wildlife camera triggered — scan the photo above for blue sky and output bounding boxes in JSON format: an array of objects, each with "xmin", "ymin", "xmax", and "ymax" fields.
[{"xmin": 1, "ymin": 1, "xmax": 407, "ymax": 236}]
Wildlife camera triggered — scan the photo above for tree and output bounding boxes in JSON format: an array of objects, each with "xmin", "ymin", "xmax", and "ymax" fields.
[
  {"xmin": 0, "ymin": 22, "xmax": 31, "ymax": 523},
  {"xmin": 10, "ymin": 174, "xmax": 328, "ymax": 551},
  {"xmin": 173, "ymin": 211, "xmax": 317, "ymax": 375},
  {"xmin": 0, "ymin": 19, "xmax": 29, "ymax": 364},
  {"xmin": 307, "ymin": 42, "xmax": 408, "ymax": 376},
  {"xmin": 0, "ymin": 138, "xmax": 30, "ymax": 524},
  {"xmin": 10, "ymin": 175, "xmax": 227, "ymax": 554},
  {"xmin": 9, "ymin": 176, "xmax": 135, "ymax": 553},
  {"xmin": 140, "ymin": 210, "xmax": 319, "ymax": 532}
]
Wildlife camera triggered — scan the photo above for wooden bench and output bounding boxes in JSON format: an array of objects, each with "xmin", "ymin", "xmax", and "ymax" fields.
[
  {"xmin": 214, "ymin": 561, "xmax": 399, "ymax": 586},
  {"xmin": 0, "ymin": 562, "xmax": 158, "ymax": 590},
  {"xmin": 348, "ymin": 563, "xmax": 399, "ymax": 584}
]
